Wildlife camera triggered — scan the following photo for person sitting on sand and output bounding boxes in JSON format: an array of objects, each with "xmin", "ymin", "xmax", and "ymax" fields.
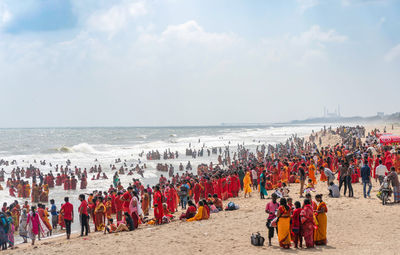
[
  {"xmin": 187, "ymin": 201, "xmax": 209, "ymax": 222},
  {"xmin": 180, "ymin": 200, "xmax": 197, "ymax": 220},
  {"xmin": 115, "ymin": 212, "xmax": 135, "ymax": 232},
  {"xmin": 105, "ymin": 218, "xmax": 117, "ymax": 233},
  {"xmin": 328, "ymin": 182, "xmax": 340, "ymax": 198},
  {"xmin": 303, "ymin": 179, "xmax": 315, "ymax": 195},
  {"xmin": 212, "ymin": 194, "xmax": 223, "ymax": 211}
]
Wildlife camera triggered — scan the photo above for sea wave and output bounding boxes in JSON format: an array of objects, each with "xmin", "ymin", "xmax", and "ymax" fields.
[{"xmin": 57, "ymin": 143, "xmax": 98, "ymax": 154}]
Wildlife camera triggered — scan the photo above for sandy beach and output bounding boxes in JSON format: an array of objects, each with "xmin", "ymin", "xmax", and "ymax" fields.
[
  {"xmin": 6, "ymin": 180, "xmax": 400, "ymax": 255},
  {"xmin": 4, "ymin": 123, "xmax": 400, "ymax": 255}
]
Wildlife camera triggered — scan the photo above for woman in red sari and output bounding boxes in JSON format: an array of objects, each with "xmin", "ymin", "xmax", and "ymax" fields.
[
  {"xmin": 153, "ymin": 186, "xmax": 164, "ymax": 224},
  {"xmin": 300, "ymin": 199, "xmax": 315, "ymax": 248}
]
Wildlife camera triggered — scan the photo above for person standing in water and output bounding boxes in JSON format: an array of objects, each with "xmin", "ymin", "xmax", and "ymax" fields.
[{"xmin": 61, "ymin": 197, "xmax": 73, "ymax": 239}]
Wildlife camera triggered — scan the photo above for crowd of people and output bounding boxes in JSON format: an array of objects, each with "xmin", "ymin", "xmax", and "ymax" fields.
[{"xmin": 0, "ymin": 125, "xmax": 399, "ymax": 251}]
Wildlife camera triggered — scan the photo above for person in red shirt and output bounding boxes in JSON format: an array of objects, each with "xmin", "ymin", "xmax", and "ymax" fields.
[
  {"xmin": 120, "ymin": 187, "xmax": 133, "ymax": 213},
  {"xmin": 79, "ymin": 194, "xmax": 89, "ymax": 236},
  {"xmin": 61, "ymin": 197, "xmax": 74, "ymax": 239},
  {"xmin": 292, "ymin": 201, "xmax": 303, "ymax": 248},
  {"xmin": 115, "ymin": 191, "xmax": 124, "ymax": 222}
]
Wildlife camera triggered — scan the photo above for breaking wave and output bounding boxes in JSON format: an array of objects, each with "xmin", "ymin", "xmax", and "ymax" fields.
[{"xmin": 57, "ymin": 143, "xmax": 97, "ymax": 154}]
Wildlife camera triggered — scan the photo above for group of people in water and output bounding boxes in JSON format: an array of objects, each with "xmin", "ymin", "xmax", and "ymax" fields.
[{"xmin": 0, "ymin": 125, "xmax": 399, "ymax": 251}]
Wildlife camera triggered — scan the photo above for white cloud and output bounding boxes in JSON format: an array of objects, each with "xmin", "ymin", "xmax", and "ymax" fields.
[
  {"xmin": 87, "ymin": 1, "xmax": 147, "ymax": 36},
  {"xmin": 0, "ymin": 1, "xmax": 12, "ymax": 26},
  {"xmin": 342, "ymin": 0, "xmax": 388, "ymax": 6},
  {"xmin": 256, "ymin": 26, "xmax": 347, "ymax": 66},
  {"xmin": 297, "ymin": 0, "xmax": 319, "ymax": 13},
  {"xmin": 384, "ymin": 44, "xmax": 400, "ymax": 62},
  {"xmin": 162, "ymin": 20, "xmax": 236, "ymax": 45},
  {"xmin": 141, "ymin": 20, "xmax": 237, "ymax": 46},
  {"xmin": 293, "ymin": 25, "xmax": 347, "ymax": 44}
]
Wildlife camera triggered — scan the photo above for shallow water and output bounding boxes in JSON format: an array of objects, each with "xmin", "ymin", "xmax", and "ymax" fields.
[{"xmin": 0, "ymin": 124, "xmax": 326, "ymax": 238}]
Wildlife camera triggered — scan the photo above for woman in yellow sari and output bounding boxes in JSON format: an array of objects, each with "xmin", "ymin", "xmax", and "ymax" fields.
[
  {"xmin": 94, "ymin": 197, "xmax": 106, "ymax": 231},
  {"xmin": 315, "ymin": 194, "xmax": 327, "ymax": 245},
  {"xmin": 187, "ymin": 201, "xmax": 207, "ymax": 222},
  {"xmin": 276, "ymin": 198, "xmax": 291, "ymax": 249},
  {"xmin": 243, "ymin": 171, "xmax": 252, "ymax": 198}
]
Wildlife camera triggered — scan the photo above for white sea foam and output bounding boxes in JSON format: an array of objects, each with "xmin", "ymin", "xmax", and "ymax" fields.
[{"xmin": 58, "ymin": 143, "xmax": 98, "ymax": 154}]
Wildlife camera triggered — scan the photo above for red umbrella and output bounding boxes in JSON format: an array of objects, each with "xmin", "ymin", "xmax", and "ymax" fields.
[{"xmin": 379, "ymin": 134, "xmax": 400, "ymax": 145}]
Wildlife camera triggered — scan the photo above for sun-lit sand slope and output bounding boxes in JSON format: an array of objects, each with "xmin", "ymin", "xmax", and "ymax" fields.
[{"xmin": 7, "ymin": 180, "xmax": 400, "ymax": 255}]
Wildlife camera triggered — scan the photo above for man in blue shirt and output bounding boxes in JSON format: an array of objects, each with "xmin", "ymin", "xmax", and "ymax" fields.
[
  {"xmin": 361, "ymin": 160, "xmax": 372, "ymax": 198},
  {"xmin": 50, "ymin": 199, "xmax": 58, "ymax": 229}
]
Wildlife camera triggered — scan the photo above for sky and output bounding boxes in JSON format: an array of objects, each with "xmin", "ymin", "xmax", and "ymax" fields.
[{"xmin": 0, "ymin": 0, "xmax": 399, "ymax": 127}]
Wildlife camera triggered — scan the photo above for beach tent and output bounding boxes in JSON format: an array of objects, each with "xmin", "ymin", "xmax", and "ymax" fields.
[{"xmin": 379, "ymin": 134, "xmax": 400, "ymax": 145}]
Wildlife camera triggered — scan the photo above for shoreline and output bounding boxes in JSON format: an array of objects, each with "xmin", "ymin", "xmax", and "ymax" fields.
[{"xmin": 5, "ymin": 122, "xmax": 400, "ymax": 255}]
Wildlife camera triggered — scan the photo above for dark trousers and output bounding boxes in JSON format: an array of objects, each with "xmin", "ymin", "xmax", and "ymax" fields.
[
  {"xmin": 64, "ymin": 219, "xmax": 72, "ymax": 236},
  {"xmin": 80, "ymin": 214, "xmax": 89, "ymax": 236},
  {"xmin": 339, "ymin": 177, "xmax": 345, "ymax": 192},
  {"xmin": 344, "ymin": 176, "xmax": 353, "ymax": 197},
  {"xmin": 267, "ymin": 219, "xmax": 278, "ymax": 240},
  {"xmin": 260, "ymin": 183, "xmax": 265, "ymax": 199}
]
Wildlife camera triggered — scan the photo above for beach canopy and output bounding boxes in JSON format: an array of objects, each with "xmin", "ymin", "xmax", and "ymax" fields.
[{"xmin": 379, "ymin": 134, "xmax": 400, "ymax": 145}]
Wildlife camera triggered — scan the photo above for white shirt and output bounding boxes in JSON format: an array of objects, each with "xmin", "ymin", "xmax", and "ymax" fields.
[
  {"xmin": 376, "ymin": 164, "xmax": 388, "ymax": 177},
  {"xmin": 328, "ymin": 184, "xmax": 340, "ymax": 198},
  {"xmin": 252, "ymin": 169, "xmax": 258, "ymax": 179}
]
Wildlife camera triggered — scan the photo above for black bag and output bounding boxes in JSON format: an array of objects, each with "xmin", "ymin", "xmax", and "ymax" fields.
[{"xmin": 251, "ymin": 232, "xmax": 265, "ymax": 246}]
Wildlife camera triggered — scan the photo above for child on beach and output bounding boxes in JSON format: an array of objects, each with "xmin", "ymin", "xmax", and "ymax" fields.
[
  {"xmin": 106, "ymin": 219, "xmax": 117, "ymax": 233},
  {"xmin": 292, "ymin": 201, "xmax": 302, "ymax": 248},
  {"xmin": 303, "ymin": 179, "xmax": 316, "ymax": 195}
]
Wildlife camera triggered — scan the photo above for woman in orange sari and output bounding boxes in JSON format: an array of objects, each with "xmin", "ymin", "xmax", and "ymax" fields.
[
  {"xmin": 243, "ymin": 171, "xmax": 252, "ymax": 198},
  {"xmin": 308, "ymin": 161, "xmax": 317, "ymax": 185},
  {"xmin": 276, "ymin": 198, "xmax": 291, "ymax": 249},
  {"xmin": 58, "ymin": 205, "xmax": 65, "ymax": 230},
  {"xmin": 315, "ymin": 194, "xmax": 328, "ymax": 245},
  {"xmin": 141, "ymin": 190, "xmax": 150, "ymax": 216},
  {"xmin": 281, "ymin": 164, "xmax": 289, "ymax": 185},
  {"xmin": 94, "ymin": 197, "xmax": 106, "ymax": 231}
]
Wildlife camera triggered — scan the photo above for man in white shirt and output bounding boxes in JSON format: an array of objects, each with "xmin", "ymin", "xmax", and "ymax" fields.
[
  {"xmin": 375, "ymin": 160, "xmax": 388, "ymax": 185},
  {"xmin": 251, "ymin": 169, "xmax": 258, "ymax": 188}
]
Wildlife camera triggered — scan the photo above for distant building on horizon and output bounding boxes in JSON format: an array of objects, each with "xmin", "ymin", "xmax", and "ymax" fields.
[
  {"xmin": 377, "ymin": 112, "xmax": 384, "ymax": 117},
  {"xmin": 323, "ymin": 105, "xmax": 341, "ymax": 118}
]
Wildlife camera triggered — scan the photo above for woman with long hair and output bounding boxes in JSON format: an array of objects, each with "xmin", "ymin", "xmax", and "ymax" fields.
[
  {"xmin": 26, "ymin": 206, "xmax": 41, "ymax": 245},
  {"xmin": 276, "ymin": 198, "xmax": 291, "ymax": 249}
]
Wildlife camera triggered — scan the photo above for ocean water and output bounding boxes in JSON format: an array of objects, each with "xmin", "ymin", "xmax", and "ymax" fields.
[{"xmin": 0, "ymin": 125, "xmax": 325, "ymax": 235}]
